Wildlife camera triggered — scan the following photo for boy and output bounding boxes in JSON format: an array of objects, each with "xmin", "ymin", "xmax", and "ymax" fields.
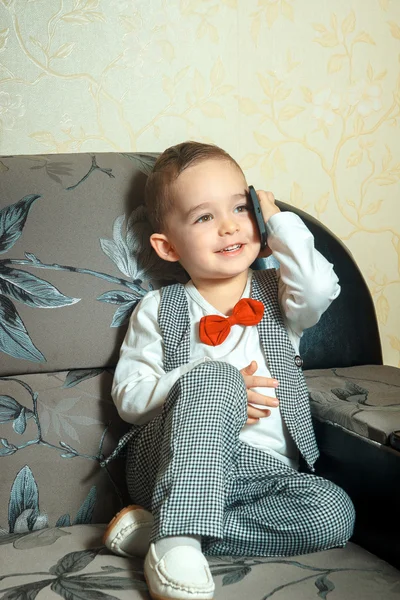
[{"xmin": 104, "ymin": 142, "xmax": 355, "ymax": 600}]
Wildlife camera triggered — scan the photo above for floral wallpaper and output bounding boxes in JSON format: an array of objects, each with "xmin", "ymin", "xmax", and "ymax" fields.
[{"xmin": 0, "ymin": 0, "xmax": 399, "ymax": 366}]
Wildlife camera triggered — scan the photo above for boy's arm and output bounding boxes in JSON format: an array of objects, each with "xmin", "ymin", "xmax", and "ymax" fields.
[
  {"xmin": 112, "ymin": 292, "xmax": 208, "ymax": 425},
  {"xmin": 266, "ymin": 211, "xmax": 340, "ymax": 338}
]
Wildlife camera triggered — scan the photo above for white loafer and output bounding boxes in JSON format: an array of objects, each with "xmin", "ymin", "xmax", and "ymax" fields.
[
  {"xmin": 102, "ymin": 505, "xmax": 153, "ymax": 558},
  {"xmin": 144, "ymin": 542, "xmax": 215, "ymax": 600}
]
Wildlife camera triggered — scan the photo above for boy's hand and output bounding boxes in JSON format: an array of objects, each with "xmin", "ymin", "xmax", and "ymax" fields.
[
  {"xmin": 240, "ymin": 360, "xmax": 279, "ymax": 425},
  {"xmin": 255, "ymin": 190, "xmax": 280, "ymax": 259},
  {"xmin": 257, "ymin": 189, "xmax": 280, "ymax": 222}
]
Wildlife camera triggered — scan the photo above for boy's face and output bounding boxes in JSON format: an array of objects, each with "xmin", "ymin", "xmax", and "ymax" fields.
[{"xmin": 151, "ymin": 158, "xmax": 261, "ymax": 284}]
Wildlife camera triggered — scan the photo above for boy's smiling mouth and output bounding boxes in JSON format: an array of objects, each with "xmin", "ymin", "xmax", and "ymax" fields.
[{"xmin": 217, "ymin": 243, "xmax": 244, "ymax": 254}]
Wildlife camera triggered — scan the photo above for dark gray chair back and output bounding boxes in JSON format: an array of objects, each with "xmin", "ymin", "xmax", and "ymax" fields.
[{"xmin": 253, "ymin": 201, "xmax": 383, "ymax": 370}]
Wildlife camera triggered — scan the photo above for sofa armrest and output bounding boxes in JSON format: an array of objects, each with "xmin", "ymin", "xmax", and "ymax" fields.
[{"xmin": 305, "ymin": 365, "xmax": 400, "ymax": 569}]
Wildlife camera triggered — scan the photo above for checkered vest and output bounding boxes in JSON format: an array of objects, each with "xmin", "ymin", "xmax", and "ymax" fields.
[{"xmin": 158, "ymin": 269, "xmax": 319, "ymax": 471}]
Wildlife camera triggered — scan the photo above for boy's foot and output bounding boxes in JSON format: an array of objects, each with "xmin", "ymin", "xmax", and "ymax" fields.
[
  {"xmin": 102, "ymin": 505, "xmax": 153, "ymax": 558},
  {"xmin": 144, "ymin": 542, "xmax": 215, "ymax": 600}
]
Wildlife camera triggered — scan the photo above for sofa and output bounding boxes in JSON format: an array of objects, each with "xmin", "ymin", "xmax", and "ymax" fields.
[{"xmin": 0, "ymin": 152, "xmax": 399, "ymax": 600}]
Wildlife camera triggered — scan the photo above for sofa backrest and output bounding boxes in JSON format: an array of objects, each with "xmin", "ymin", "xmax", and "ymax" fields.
[
  {"xmin": 255, "ymin": 201, "xmax": 383, "ymax": 370},
  {"xmin": 0, "ymin": 152, "xmax": 186, "ymax": 376},
  {"xmin": 0, "ymin": 152, "xmax": 382, "ymax": 377}
]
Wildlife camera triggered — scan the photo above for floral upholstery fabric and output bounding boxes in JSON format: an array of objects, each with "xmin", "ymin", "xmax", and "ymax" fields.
[
  {"xmin": 0, "ymin": 152, "xmax": 186, "ymax": 377},
  {"xmin": 0, "ymin": 153, "xmax": 175, "ymax": 539},
  {"xmin": 1, "ymin": 525, "xmax": 400, "ymax": 600},
  {"xmin": 0, "ymin": 370, "xmax": 128, "ymax": 534}
]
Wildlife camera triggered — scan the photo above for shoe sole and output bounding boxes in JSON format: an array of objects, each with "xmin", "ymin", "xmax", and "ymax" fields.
[
  {"xmin": 145, "ymin": 573, "xmax": 214, "ymax": 600},
  {"xmin": 102, "ymin": 505, "xmax": 153, "ymax": 558}
]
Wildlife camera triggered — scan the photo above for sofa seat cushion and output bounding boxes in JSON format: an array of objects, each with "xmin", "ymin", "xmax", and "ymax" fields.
[
  {"xmin": 305, "ymin": 365, "xmax": 400, "ymax": 446},
  {"xmin": 0, "ymin": 524, "xmax": 399, "ymax": 599},
  {"xmin": 0, "ymin": 369, "xmax": 129, "ymax": 535}
]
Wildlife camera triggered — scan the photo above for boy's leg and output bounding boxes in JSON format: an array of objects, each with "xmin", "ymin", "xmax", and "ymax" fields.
[
  {"xmin": 124, "ymin": 361, "xmax": 248, "ymax": 600},
  {"xmin": 126, "ymin": 360, "xmax": 249, "ymax": 542},
  {"xmin": 203, "ymin": 443, "xmax": 355, "ymax": 557}
]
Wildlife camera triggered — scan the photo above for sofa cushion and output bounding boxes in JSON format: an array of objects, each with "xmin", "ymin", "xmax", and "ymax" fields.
[
  {"xmin": 0, "ymin": 368, "xmax": 128, "ymax": 534},
  {"xmin": 305, "ymin": 365, "xmax": 400, "ymax": 446},
  {"xmin": 0, "ymin": 524, "xmax": 399, "ymax": 599}
]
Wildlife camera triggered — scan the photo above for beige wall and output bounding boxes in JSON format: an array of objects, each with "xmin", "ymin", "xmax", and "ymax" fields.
[{"xmin": 1, "ymin": 0, "xmax": 399, "ymax": 365}]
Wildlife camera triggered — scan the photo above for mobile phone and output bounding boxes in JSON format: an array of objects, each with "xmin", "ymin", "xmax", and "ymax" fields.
[{"xmin": 249, "ymin": 185, "xmax": 268, "ymax": 250}]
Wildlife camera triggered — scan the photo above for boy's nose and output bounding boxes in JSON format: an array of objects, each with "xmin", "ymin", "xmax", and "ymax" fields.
[{"xmin": 218, "ymin": 217, "xmax": 239, "ymax": 236}]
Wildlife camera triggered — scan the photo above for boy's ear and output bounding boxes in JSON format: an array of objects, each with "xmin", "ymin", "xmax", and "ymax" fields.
[{"xmin": 150, "ymin": 233, "xmax": 180, "ymax": 262}]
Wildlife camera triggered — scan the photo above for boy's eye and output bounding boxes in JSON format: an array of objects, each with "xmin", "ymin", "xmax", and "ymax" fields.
[
  {"xmin": 235, "ymin": 204, "xmax": 250, "ymax": 213},
  {"xmin": 196, "ymin": 214, "xmax": 213, "ymax": 223}
]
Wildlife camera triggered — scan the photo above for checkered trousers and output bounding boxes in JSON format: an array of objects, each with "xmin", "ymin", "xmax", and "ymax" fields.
[{"xmin": 125, "ymin": 360, "xmax": 355, "ymax": 556}]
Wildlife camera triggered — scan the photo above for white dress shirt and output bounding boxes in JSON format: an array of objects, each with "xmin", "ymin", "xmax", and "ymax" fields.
[{"xmin": 112, "ymin": 212, "xmax": 340, "ymax": 469}]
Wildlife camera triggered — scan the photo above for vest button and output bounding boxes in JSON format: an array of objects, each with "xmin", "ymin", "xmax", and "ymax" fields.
[{"xmin": 294, "ymin": 355, "xmax": 303, "ymax": 368}]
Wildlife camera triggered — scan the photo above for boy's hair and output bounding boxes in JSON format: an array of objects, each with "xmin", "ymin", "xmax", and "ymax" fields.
[{"xmin": 145, "ymin": 141, "xmax": 244, "ymax": 233}]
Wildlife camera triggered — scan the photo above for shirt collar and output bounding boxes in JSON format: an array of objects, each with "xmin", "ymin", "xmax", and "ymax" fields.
[{"xmin": 184, "ymin": 269, "xmax": 253, "ymax": 316}]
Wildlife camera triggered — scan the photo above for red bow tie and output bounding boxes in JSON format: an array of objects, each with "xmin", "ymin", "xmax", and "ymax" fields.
[{"xmin": 199, "ymin": 298, "xmax": 264, "ymax": 346}]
